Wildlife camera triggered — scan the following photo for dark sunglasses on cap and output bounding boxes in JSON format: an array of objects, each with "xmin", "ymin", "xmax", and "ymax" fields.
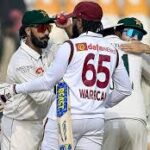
[
  {"xmin": 123, "ymin": 28, "xmax": 144, "ymax": 40},
  {"xmin": 30, "ymin": 24, "xmax": 52, "ymax": 33}
]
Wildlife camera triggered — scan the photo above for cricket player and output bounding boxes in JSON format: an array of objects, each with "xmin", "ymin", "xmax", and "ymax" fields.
[
  {"xmin": 0, "ymin": 2, "xmax": 132, "ymax": 150},
  {"xmin": 0, "ymin": 10, "xmax": 57, "ymax": 150},
  {"xmin": 118, "ymin": 27, "xmax": 150, "ymax": 150},
  {"xmin": 102, "ymin": 17, "xmax": 148, "ymax": 150}
]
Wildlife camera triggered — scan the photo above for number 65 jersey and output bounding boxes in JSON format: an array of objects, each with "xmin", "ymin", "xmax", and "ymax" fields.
[
  {"xmin": 62, "ymin": 32, "xmax": 132, "ymax": 120},
  {"xmin": 16, "ymin": 32, "xmax": 132, "ymax": 120}
]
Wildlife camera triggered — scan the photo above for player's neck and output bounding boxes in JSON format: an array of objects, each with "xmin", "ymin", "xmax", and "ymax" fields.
[{"xmin": 25, "ymin": 40, "xmax": 42, "ymax": 55}]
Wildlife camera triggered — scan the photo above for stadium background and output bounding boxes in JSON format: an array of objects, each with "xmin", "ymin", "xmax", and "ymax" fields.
[{"xmin": 0, "ymin": 0, "xmax": 150, "ymax": 149}]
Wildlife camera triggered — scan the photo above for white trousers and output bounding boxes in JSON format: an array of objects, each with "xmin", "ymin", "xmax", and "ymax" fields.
[
  {"xmin": 41, "ymin": 118, "xmax": 104, "ymax": 150},
  {"xmin": 1, "ymin": 116, "xmax": 44, "ymax": 150},
  {"xmin": 102, "ymin": 119, "xmax": 147, "ymax": 150}
]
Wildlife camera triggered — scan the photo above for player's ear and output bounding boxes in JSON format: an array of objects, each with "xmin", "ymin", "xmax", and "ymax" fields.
[{"xmin": 25, "ymin": 27, "xmax": 31, "ymax": 36}]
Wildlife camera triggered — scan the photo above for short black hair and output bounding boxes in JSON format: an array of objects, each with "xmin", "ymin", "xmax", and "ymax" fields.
[
  {"xmin": 19, "ymin": 25, "xmax": 27, "ymax": 39},
  {"xmin": 82, "ymin": 19, "xmax": 103, "ymax": 33},
  {"xmin": 101, "ymin": 27, "xmax": 115, "ymax": 37},
  {"xmin": 115, "ymin": 25, "xmax": 125, "ymax": 33}
]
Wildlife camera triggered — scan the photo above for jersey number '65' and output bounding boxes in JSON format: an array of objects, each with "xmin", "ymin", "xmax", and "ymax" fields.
[{"xmin": 82, "ymin": 53, "xmax": 110, "ymax": 89}]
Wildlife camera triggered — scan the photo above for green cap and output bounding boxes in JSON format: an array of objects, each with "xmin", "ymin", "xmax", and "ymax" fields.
[
  {"xmin": 22, "ymin": 9, "xmax": 55, "ymax": 26},
  {"xmin": 118, "ymin": 17, "xmax": 147, "ymax": 35}
]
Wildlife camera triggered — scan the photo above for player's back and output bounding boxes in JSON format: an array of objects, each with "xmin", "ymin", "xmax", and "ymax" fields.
[
  {"xmin": 104, "ymin": 35, "xmax": 146, "ymax": 122},
  {"xmin": 63, "ymin": 32, "xmax": 119, "ymax": 119}
]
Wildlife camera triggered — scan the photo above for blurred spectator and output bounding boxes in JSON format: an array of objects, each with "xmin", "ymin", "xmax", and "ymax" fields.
[
  {"xmin": 0, "ymin": 0, "xmax": 26, "ymax": 50},
  {"xmin": 2, "ymin": 9, "xmax": 23, "ymax": 48},
  {"xmin": 0, "ymin": 0, "xmax": 26, "ymax": 18},
  {"xmin": 0, "ymin": 0, "xmax": 26, "ymax": 82}
]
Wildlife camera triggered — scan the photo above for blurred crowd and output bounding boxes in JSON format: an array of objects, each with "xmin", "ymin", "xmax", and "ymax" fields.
[{"xmin": 0, "ymin": 0, "xmax": 150, "ymax": 149}]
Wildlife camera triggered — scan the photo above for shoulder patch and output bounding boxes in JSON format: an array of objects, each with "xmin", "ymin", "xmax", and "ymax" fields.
[{"xmin": 75, "ymin": 43, "xmax": 88, "ymax": 51}]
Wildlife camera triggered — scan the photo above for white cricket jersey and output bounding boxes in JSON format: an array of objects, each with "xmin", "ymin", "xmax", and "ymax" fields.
[
  {"xmin": 4, "ymin": 41, "xmax": 57, "ymax": 120},
  {"xmin": 104, "ymin": 35, "xmax": 146, "ymax": 122},
  {"xmin": 16, "ymin": 32, "xmax": 132, "ymax": 120},
  {"xmin": 142, "ymin": 54, "xmax": 150, "ymax": 85}
]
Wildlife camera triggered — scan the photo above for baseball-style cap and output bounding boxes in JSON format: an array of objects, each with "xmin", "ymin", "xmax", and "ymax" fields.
[
  {"xmin": 67, "ymin": 1, "xmax": 103, "ymax": 21},
  {"xmin": 118, "ymin": 17, "xmax": 147, "ymax": 35},
  {"xmin": 22, "ymin": 9, "xmax": 55, "ymax": 26}
]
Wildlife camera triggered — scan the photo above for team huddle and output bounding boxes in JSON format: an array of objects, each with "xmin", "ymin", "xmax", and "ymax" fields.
[{"xmin": 0, "ymin": 1, "xmax": 149, "ymax": 150}]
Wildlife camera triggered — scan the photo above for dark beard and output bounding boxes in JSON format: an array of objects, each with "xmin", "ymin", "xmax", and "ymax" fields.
[
  {"xmin": 72, "ymin": 24, "xmax": 80, "ymax": 38},
  {"xmin": 31, "ymin": 32, "xmax": 49, "ymax": 48}
]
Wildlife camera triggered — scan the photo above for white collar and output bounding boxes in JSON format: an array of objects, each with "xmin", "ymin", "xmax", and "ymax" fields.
[{"xmin": 20, "ymin": 40, "xmax": 42, "ymax": 60}]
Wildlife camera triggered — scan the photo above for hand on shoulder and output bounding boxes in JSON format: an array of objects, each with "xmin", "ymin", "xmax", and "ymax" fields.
[{"xmin": 120, "ymin": 41, "xmax": 150, "ymax": 54}]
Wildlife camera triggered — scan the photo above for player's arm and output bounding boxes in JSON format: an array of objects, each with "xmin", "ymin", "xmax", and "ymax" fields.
[
  {"xmin": 120, "ymin": 41, "xmax": 150, "ymax": 54},
  {"xmin": 104, "ymin": 55, "xmax": 132, "ymax": 108},
  {"xmin": 15, "ymin": 42, "xmax": 71, "ymax": 94}
]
